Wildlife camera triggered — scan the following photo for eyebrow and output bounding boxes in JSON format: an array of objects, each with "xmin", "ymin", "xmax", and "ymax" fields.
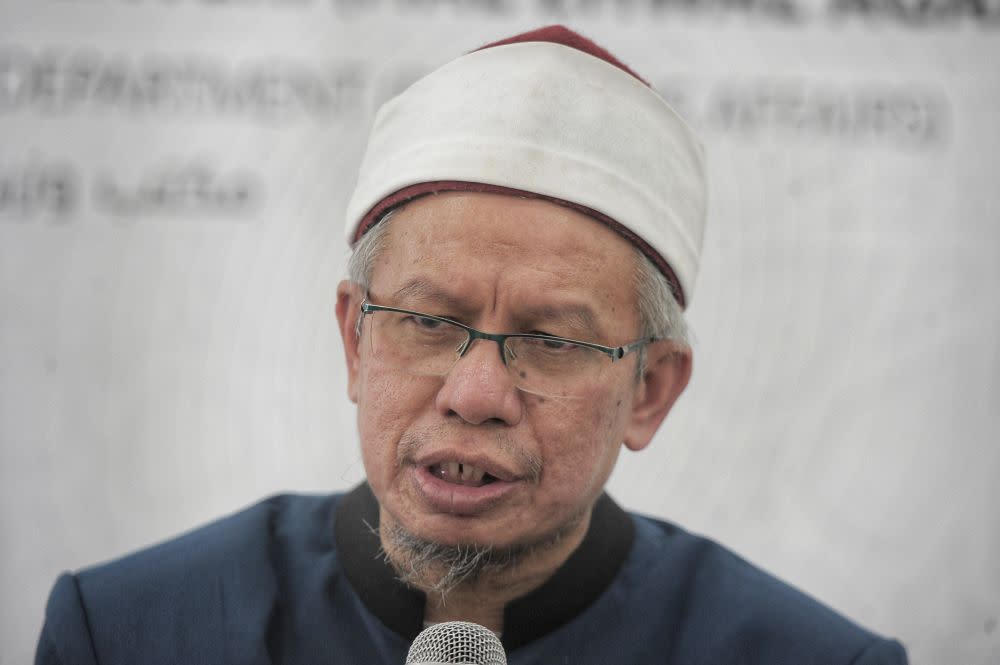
[
  {"xmin": 391, "ymin": 279, "xmax": 470, "ymax": 315},
  {"xmin": 389, "ymin": 278, "xmax": 601, "ymax": 336},
  {"xmin": 518, "ymin": 302, "xmax": 598, "ymax": 336}
]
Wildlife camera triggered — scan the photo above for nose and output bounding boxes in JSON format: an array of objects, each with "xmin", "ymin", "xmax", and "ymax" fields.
[{"xmin": 435, "ymin": 338, "xmax": 523, "ymax": 426}]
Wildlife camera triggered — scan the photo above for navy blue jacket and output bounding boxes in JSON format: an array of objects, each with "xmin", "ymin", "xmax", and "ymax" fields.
[{"xmin": 36, "ymin": 484, "xmax": 907, "ymax": 664}]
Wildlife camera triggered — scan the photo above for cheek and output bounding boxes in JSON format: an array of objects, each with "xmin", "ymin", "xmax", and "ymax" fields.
[
  {"xmin": 564, "ymin": 389, "xmax": 630, "ymax": 442},
  {"xmin": 356, "ymin": 367, "xmax": 425, "ymax": 480},
  {"xmin": 535, "ymin": 393, "xmax": 630, "ymax": 500}
]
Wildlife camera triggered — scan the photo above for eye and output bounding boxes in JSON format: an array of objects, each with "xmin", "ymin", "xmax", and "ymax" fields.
[
  {"xmin": 408, "ymin": 315, "xmax": 444, "ymax": 330},
  {"xmin": 524, "ymin": 335, "xmax": 581, "ymax": 353}
]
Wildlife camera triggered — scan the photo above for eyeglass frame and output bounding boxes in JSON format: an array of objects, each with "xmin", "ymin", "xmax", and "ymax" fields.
[{"xmin": 358, "ymin": 299, "xmax": 656, "ymax": 367}]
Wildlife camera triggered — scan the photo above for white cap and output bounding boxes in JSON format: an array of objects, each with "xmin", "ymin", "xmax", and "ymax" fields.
[{"xmin": 345, "ymin": 27, "xmax": 707, "ymax": 307}]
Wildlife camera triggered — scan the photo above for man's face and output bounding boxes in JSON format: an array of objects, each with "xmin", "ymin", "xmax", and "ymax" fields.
[{"xmin": 338, "ymin": 191, "xmax": 675, "ymax": 551}]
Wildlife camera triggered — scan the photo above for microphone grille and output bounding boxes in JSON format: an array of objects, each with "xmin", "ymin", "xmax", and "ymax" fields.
[{"xmin": 405, "ymin": 620, "xmax": 507, "ymax": 665}]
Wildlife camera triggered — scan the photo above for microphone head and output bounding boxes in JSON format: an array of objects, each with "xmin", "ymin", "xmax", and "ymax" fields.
[{"xmin": 405, "ymin": 620, "xmax": 507, "ymax": 665}]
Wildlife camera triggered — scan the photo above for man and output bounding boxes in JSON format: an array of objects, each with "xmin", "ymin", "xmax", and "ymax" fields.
[{"xmin": 36, "ymin": 26, "xmax": 908, "ymax": 664}]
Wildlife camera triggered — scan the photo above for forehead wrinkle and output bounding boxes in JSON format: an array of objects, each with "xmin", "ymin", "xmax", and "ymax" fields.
[{"xmin": 382, "ymin": 197, "xmax": 634, "ymax": 334}]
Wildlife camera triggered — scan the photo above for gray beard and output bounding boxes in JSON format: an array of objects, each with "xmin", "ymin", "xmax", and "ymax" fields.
[{"xmin": 377, "ymin": 510, "xmax": 586, "ymax": 600}]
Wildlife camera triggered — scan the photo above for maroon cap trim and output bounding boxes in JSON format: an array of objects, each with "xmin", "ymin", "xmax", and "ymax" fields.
[{"xmin": 474, "ymin": 25, "xmax": 651, "ymax": 88}]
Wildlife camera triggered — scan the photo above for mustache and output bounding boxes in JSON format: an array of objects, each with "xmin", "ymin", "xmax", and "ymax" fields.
[{"xmin": 397, "ymin": 423, "xmax": 543, "ymax": 484}]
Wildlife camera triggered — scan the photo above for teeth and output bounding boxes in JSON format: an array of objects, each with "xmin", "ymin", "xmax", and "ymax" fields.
[
  {"xmin": 435, "ymin": 462, "xmax": 488, "ymax": 486},
  {"xmin": 461, "ymin": 464, "xmax": 486, "ymax": 484}
]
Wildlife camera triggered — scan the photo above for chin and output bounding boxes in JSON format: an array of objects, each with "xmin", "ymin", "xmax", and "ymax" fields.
[{"xmin": 404, "ymin": 510, "xmax": 520, "ymax": 548}]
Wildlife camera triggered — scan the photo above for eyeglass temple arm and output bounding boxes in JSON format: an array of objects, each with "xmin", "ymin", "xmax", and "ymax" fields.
[{"xmin": 613, "ymin": 338, "xmax": 658, "ymax": 361}]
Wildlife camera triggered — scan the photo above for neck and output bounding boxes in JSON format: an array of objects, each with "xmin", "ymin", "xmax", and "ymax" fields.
[{"xmin": 379, "ymin": 510, "xmax": 592, "ymax": 634}]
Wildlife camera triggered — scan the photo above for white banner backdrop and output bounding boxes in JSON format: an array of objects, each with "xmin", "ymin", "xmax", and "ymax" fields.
[{"xmin": 2, "ymin": 2, "xmax": 998, "ymax": 663}]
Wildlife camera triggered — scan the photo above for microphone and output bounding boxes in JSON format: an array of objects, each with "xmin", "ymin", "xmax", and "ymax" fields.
[{"xmin": 405, "ymin": 620, "xmax": 507, "ymax": 665}]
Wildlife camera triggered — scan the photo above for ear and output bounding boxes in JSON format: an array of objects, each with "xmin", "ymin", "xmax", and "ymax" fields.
[
  {"xmin": 622, "ymin": 342, "xmax": 692, "ymax": 452},
  {"xmin": 335, "ymin": 280, "xmax": 365, "ymax": 403}
]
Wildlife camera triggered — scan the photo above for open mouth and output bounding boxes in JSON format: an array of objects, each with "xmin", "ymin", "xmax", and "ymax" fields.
[{"xmin": 428, "ymin": 462, "xmax": 499, "ymax": 488}]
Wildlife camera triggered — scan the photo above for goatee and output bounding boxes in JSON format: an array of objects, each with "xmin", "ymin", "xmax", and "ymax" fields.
[{"xmin": 377, "ymin": 512, "xmax": 585, "ymax": 600}]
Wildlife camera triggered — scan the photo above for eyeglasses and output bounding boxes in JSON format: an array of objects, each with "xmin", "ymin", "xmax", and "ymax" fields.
[{"xmin": 358, "ymin": 300, "xmax": 654, "ymax": 398}]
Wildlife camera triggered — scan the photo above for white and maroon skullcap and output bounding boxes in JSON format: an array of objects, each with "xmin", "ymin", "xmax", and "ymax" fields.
[{"xmin": 345, "ymin": 25, "xmax": 706, "ymax": 308}]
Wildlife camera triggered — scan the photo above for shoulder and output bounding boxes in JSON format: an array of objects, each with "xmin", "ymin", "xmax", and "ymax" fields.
[
  {"xmin": 624, "ymin": 513, "xmax": 908, "ymax": 664},
  {"xmin": 74, "ymin": 493, "xmax": 337, "ymax": 598},
  {"xmin": 37, "ymin": 493, "xmax": 341, "ymax": 665}
]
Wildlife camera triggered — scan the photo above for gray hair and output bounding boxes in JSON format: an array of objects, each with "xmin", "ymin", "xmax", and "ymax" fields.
[
  {"xmin": 347, "ymin": 208, "xmax": 690, "ymax": 366},
  {"xmin": 347, "ymin": 209, "xmax": 396, "ymax": 293}
]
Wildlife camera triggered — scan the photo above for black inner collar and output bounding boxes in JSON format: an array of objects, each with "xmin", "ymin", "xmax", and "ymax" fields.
[{"xmin": 333, "ymin": 482, "xmax": 635, "ymax": 652}]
